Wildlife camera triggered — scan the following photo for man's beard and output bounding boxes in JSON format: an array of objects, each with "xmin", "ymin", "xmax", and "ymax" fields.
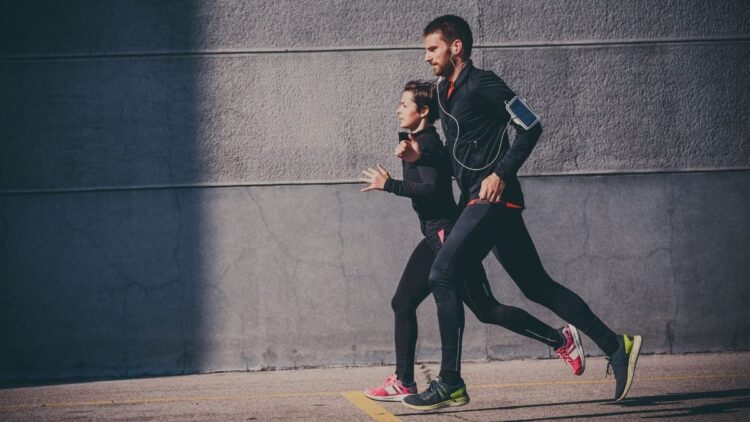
[{"xmin": 434, "ymin": 54, "xmax": 457, "ymax": 77}]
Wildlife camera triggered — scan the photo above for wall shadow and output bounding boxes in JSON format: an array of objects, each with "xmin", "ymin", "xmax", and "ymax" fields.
[{"xmin": 0, "ymin": 1, "xmax": 210, "ymax": 384}]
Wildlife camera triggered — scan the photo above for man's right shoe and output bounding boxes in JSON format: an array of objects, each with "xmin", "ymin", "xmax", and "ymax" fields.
[
  {"xmin": 555, "ymin": 324, "xmax": 586, "ymax": 375},
  {"xmin": 402, "ymin": 377, "xmax": 469, "ymax": 410},
  {"xmin": 607, "ymin": 334, "xmax": 642, "ymax": 401}
]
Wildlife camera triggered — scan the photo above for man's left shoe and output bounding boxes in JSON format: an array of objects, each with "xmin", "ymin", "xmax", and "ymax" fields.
[
  {"xmin": 555, "ymin": 324, "xmax": 586, "ymax": 375},
  {"xmin": 607, "ymin": 334, "xmax": 643, "ymax": 401},
  {"xmin": 402, "ymin": 377, "xmax": 469, "ymax": 410}
]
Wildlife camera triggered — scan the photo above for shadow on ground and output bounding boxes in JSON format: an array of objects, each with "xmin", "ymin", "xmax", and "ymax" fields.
[{"xmin": 396, "ymin": 388, "xmax": 750, "ymax": 420}]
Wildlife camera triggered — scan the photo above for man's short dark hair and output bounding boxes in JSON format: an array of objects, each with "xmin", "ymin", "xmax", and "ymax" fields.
[
  {"xmin": 404, "ymin": 80, "xmax": 438, "ymax": 124},
  {"xmin": 423, "ymin": 15, "xmax": 473, "ymax": 59}
]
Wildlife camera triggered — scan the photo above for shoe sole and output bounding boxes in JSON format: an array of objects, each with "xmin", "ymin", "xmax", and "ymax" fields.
[
  {"xmin": 569, "ymin": 325, "xmax": 586, "ymax": 376},
  {"xmin": 616, "ymin": 335, "xmax": 642, "ymax": 401},
  {"xmin": 402, "ymin": 395, "xmax": 470, "ymax": 410},
  {"xmin": 363, "ymin": 391, "xmax": 412, "ymax": 402}
]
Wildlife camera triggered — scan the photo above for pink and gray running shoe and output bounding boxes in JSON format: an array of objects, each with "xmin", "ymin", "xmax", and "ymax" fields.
[
  {"xmin": 364, "ymin": 374, "xmax": 417, "ymax": 402},
  {"xmin": 555, "ymin": 324, "xmax": 586, "ymax": 375}
]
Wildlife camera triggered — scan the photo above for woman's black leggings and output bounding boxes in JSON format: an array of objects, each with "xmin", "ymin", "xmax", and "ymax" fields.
[
  {"xmin": 391, "ymin": 232, "xmax": 564, "ymax": 385},
  {"xmin": 428, "ymin": 204, "xmax": 619, "ymax": 382}
]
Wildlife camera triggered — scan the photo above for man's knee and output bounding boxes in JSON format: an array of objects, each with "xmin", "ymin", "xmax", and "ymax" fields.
[
  {"xmin": 428, "ymin": 264, "xmax": 450, "ymax": 290},
  {"xmin": 428, "ymin": 265, "xmax": 456, "ymax": 301}
]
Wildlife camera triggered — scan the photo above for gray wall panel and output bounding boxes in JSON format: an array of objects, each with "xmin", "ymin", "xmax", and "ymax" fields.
[
  {"xmin": 0, "ymin": 51, "xmax": 430, "ymax": 190},
  {"xmin": 0, "ymin": 0, "xmax": 478, "ymax": 55},
  {"xmin": 479, "ymin": 0, "xmax": 750, "ymax": 44},
  {"xmin": 2, "ymin": 172, "xmax": 748, "ymax": 379},
  {"xmin": 3, "ymin": 44, "xmax": 748, "ymax": 191},
  {"xmin": 2, "ymin": 1, "xmax": 748, "ymax": 56},
  {"xmin": 481, "ymin": 42, "xmax": 750, "ymax": 174}
]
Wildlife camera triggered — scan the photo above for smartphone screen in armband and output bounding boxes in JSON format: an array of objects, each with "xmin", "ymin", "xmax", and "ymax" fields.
[{"xmin": 506, "ymin": 96, "xmax": 540, "ymax": 130}]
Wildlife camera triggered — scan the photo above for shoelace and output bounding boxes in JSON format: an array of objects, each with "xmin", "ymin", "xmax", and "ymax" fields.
[
  {"xmin": 424, "ymin": 380, "xmax": 441, "ymax": 397},
  {"xmin": 606, "ymin": 349, "xmax": 628, "ymax": 379},
  {"xmin": 382, "ymin": 374, "xmax": 398, "ymax": 386},
  {"xmin": 426, "ymin": 379, "xmax": 451, "ymax": 399},
  {"xmin": 556, "ymin": 346, "xmax": 573, "ymax": 363},
  {"xmin": 555, "ymin": 334, "xmax": 574, "ymax": 364}
]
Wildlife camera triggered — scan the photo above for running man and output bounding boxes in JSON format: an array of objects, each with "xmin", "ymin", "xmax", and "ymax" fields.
[
  {"xmin": 359, "ymin": 81, "xmax": 585, "ymax": 403},
  {"xmin": 401, "ymin": 15, "xmax": 642, "ymax": 410}
]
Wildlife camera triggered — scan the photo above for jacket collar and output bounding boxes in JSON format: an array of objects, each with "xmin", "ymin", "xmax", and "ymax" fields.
[
  {"xmin": 452, "ymin": 59, "xmax": 473, "ymax": 92},
  {"xmin": 438, "ymin": 60, "xmax": 473, "ymax": 101}
]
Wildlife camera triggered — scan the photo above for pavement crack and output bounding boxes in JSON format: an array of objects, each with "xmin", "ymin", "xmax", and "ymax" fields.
[
  {"xmin": 245, "ymin": 189, "xmax": 342, "ymax": 271},
  {"xmin": 333, "ymin": 189, "xmax": 353, "ymax": 329},
  {"xmin": 666, "ymin": 174, "xmax": 679, "ymax": 353}
]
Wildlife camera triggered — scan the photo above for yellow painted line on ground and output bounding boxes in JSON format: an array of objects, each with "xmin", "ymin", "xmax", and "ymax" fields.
[
  {"xmin": 341, "ymin": 391, "xmax": 401, "ymax": 422},
  {"xmin": 2, "ymin": 373, "xmax": 747, "ymax": 413},
  {"xmin": 0, "ymin": 391, "xmax": 341, "ymax": 411}
]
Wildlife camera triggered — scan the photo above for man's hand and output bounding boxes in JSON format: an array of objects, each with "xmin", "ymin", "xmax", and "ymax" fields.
[
  {"xmin": 479, "ymin": 173, "xmax": 505, "ymax": 203},
  {"xmin": 360, "ymin": 164, "xmax": 391, "ymax": 192},
  {"xmin": 394, "ymin": 135, "xmax": 421, "ymax": 163}
]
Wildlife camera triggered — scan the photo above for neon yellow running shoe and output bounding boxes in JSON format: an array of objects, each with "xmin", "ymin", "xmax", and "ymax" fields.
[
  {"xmin": 402, "ymin": 377, "xmax": 469, "ymax": 410},
  {"xmin": 606, "ymin": 334, "xmax": 642, "ymax": 401}
]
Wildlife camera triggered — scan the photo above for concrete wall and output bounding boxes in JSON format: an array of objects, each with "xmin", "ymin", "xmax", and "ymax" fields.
[{"xmin": 1, "ymin": 1, "xmax": 749, "ymax": 380}]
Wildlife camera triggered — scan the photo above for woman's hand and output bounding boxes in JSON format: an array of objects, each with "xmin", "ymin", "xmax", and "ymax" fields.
[
  {"xmin": 394, "ymin": 136, "xmax": 421, "ymax": 163},
  {"xmin": 360, "ymin": 164, "xmax": 391, "ymax": 192}
]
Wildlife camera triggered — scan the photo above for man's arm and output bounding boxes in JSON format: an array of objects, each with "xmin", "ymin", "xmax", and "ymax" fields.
[
  {"xmin": 494, "ymin": 123, "xmax": 543, "ymax": 182},
  {"xmin": 476, "ymin": 72, "xmax": 543, "ymax": 202}
]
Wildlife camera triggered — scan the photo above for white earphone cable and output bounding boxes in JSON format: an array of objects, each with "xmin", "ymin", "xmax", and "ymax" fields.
[{"xmin": 436, "ymin": 56, "xmax": 509, "ymax": 172}]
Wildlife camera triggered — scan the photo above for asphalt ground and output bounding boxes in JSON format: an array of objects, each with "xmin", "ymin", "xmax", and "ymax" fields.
[{"xmin": 1, "ymin": 352, "xmax": 749, "ymax": 421}]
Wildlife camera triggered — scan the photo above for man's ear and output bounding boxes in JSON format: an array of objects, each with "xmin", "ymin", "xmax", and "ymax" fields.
[
  {"xmin": 451, "ymin": 39, "xmax": 463, "ymax": 58},
  {"xmin": 419, "ymin": 106, "xmax": 430, "ymax": 120}
]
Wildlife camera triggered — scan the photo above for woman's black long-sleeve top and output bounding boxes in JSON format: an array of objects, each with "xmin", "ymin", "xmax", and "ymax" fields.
[{"xmin": 383, "ymin": 126, "xmax": 458, "ymax": 238}]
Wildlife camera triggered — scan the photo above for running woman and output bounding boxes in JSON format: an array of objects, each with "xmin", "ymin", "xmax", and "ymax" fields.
[
  {"xmin": 400, "ymin": 16, "xmax": 642, "ymax": 411},
  {"xmin": 359, "ymin": 80, "xmax": 585, "ymax": 404}
]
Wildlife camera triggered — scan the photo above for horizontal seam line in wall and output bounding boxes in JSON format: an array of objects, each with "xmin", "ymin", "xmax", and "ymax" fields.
[
  {"xmin": 1, "ymin": 36, "xmax": 749, "ymax": 62},
  {"xmin": 1, "ymin": 167, "xmax": 748, "ymax": 196}
]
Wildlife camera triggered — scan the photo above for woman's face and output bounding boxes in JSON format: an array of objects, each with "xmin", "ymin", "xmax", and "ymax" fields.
[{"xmin": 396, "ymin": 90, "xmax": 422, "ymax": 131}]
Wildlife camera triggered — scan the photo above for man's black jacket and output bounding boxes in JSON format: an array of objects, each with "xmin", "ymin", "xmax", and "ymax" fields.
[{"xmin": 436, "ymin": 61, "xmax": 543, "ymax": 208}]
